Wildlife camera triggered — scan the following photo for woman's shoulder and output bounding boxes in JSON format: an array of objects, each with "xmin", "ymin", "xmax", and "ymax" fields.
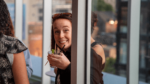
[
  {"xmin": 1, "ymin": 34, "xmax": 16, "ymax": 41},
  {"xmin": 0, "ymin": 35, "xmax": 27, "ymax": 54},
  {"xmin": 92, "ymin": 44, "xmax": 105, "ymax": 64}
]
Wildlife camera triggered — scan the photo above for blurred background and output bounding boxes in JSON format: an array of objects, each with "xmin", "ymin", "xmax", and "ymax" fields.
[{"xmin": 4, "ymin": 0, "xmax": 150, "ymax": 84}]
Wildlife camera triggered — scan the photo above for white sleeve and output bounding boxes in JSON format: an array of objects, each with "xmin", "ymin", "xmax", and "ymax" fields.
[{"xmin": 7, "ymin": 53, "xmax": 14, "ymax": 65}]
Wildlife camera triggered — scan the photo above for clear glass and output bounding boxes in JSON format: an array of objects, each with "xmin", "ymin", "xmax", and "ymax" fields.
[
  {"xmin": 23, "ymin": 0, "xmax": 43, "ymax": 83},
  {"xmin": 90, "ymin": 0, "xmax": 128, "ymax": 84},
  {"xmin": 139, "ymin": 1, "xmax": 150, "ymax": 83}
]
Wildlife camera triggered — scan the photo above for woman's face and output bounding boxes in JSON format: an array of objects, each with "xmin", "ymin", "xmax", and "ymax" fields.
[{"xmin": 53, "ymin": 19, "xmax": 72, "ymax": 50}]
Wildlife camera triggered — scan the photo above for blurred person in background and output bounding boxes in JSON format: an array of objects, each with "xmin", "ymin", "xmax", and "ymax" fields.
[
  {"xmin": 23, "ymin": 49, "xmax": 33, "ymax": 78},
  {"xmin": 91, "ymin": 12, "xmax": 99, "ymax": 39},
  {"xmin": 0, "ymin": 0, "xmax": 30, "ymax": 84},
  {"xmin": 90, "ymin": 12, "xmax": 105, "ymax": 84}
]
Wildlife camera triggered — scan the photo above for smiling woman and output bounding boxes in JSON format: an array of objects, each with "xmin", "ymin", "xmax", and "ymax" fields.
[
  {"xmin": 53, "ymin": 19, "xmax": 72, "ymax": 50},
  {"xmin": 47, "ymin": 13, "xmax": 72, "ymax": 84}
]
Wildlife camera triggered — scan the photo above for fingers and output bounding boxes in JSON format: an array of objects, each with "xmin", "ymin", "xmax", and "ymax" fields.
[
  {"xmin": 47, "ymin": 52, "xmax": 68, "ymax": 69},
  {"xmin": 49, "ymin": 54, "xmax": 62, "ymax": 59},
  {"xmin": 60, "ymin": 52, "xmax": 64, "ymax": 56},
  {"xmin": 49, "ymin": 57, "xmax": 60, "ymax": 67}
]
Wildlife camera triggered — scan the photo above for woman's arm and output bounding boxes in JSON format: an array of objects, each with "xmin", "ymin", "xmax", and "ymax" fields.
[
  {"xmin": 91, "ymin": 37, "xmax": 105, "ymax": 64},
  {"xmin": 92, "ymin": 44, "xmax": 105, "ymax": 64},
  {"xmin": 12, "ymin": 52, "xmax": 29, "ymax": 84}
]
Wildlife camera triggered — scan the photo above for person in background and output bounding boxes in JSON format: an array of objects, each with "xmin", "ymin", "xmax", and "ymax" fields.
[
  {"xmin": 0, "ymin": 0, "xmax": 30, "ymax": 84},
  {"xmin": 23, "ymin": 49, "xmax": 33, "ymax": 78},
  {"xmin": 90, "ymin": 12, "xmax": 105, "ymax": 84}
]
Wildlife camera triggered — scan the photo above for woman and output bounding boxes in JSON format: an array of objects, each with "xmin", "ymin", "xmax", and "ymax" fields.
[
  {"xmin": 90, "ymin": 12, "xmax": 105, "ymax": 84},
  {"xmin": 48, "ymin": 13, "xmax": 105, "ymax": 84},
  {"xmin": 0, "ymin": 0, "xmax": 29, "ymax": 84},
  {"xmin": 48, "ymin": 13, "xmax": 72, "ymax": 84}
]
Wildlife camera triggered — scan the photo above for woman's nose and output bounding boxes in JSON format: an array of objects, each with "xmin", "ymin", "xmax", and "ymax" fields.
[{"xmin": 59, "ymin": 31, "xmax": 64, "ymax": 38}]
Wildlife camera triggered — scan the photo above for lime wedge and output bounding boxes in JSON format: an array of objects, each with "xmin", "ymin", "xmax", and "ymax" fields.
[{"xmin": 52, "ymin": 49, "xmax": 55, "ymax": 54}]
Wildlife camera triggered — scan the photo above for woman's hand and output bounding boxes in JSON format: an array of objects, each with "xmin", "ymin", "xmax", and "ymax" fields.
[
  {"xmin": 47, "ymin": 53, "xmax": 70, "ymax": 70},
  {"xmin": 54, "ymin": 67, "xmax": 57, "ymax": 74}
]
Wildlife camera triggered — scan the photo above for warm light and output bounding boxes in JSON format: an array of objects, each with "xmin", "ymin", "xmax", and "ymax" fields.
[
  {"xmin": 109, "ymin": 20, "xmax": 115, "ymax": 24},
  {"xmin": 115, "ymin": 20, "xmax": 118, "ymax": 24}
]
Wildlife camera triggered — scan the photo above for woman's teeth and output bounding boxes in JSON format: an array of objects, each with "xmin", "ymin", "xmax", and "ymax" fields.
[{"xmin": 60, "ymin": 41, "xmax": 66, "ymax": 43}]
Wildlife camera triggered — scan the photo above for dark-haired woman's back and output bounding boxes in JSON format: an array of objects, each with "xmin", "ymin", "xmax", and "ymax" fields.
[{"xmin": 0, "ymin": 35, "xmax": 29, "ymax": 84}]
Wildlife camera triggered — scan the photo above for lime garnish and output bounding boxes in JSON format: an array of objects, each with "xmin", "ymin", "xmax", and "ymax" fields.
[{"xmin": 52, "ymin": 49, "xmax": 55, "ymax": 54}]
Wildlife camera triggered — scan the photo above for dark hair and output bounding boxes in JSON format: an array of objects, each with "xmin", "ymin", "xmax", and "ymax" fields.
[
  {"xmin": 0, "ymin": 0, "xmax": 15, "ymax": 37},
  {"xmin": 91, "ymin": 12, "xmax": 98, "ymax": 33},
  {"xmin": 51, "ymin": 13, "xmax": 72, "ymax": 50}
]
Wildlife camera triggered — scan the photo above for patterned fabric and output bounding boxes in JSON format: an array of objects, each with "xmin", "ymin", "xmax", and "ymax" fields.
[{"xmin": 0, "ymin": 34, "xmax": 27, "ymax": 84}]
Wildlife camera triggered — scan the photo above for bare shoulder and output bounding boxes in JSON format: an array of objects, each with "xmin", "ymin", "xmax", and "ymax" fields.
[{"xmin": 92, "ymin": 44, "xmax": 105, "ymax": 64}]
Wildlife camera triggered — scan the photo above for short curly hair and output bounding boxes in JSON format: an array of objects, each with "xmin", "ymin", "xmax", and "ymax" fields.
[
  {"xmin": 0, "ymin": 0, "xmax": 15, "ymax": 38},
  {"xmin": 51, "ymin": 13, "xmax": 72, "ymax": 50}
]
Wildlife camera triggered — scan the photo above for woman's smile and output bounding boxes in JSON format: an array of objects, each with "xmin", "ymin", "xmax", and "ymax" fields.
[{"xmin": 53, "ymin": 19, "xmax": 72, "ymax": 50}]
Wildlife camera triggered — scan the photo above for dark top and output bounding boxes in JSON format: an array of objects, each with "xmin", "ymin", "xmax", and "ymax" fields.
[
  {"xmin": 55, "ymin": 47, "xmax": 71, "ymax": 84},
  {"xmin": 55, "ymin": 42, "xmax": 105, "ymax": 84},
  {"xmin": 90, "ymin": 42, "xmax": 105, "ymax": 84},
  {"xmin": 0, "ymin": 35, "xmax": 27, "ymax": 84}
]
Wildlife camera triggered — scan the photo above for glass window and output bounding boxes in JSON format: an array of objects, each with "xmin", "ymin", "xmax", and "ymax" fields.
[
  {"xmin": 90, "ymin": 0, "xmax": 128, "ymax": 84},
  {"xmin": 23, "ymin": 0, "xmax": 43, "ymax": 83},
  {"xmin": 139, "ymin": 0, "xmax": 150, "ymax": 83}
]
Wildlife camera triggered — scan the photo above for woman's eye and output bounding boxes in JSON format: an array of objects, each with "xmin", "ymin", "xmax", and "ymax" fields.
[
  {"xmin": 55, "ymin": 31, "xmax": 59, "ymax": 33},
  {"xmin": 64, "ymin": 29, "xmax": 69, "ymax": 32}
]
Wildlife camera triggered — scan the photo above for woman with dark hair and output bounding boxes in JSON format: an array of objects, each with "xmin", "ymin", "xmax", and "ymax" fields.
[
  {"xmin": 90, "ymin": 12, "xmax": 105, "ymax": 84},
  {"xmin": 0, "ymin": 0, "xmax": 29, "ymax": 84},
  {"xmin": 47, "ymin": 12, "xmax": 105, "ymax": 84},
  {"xmin": 48, "ymin": 13, "xmax": 72, "ymax": 84}
]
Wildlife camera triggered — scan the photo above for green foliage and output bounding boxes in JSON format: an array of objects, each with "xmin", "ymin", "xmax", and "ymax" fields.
[
  {"xmin": 92, "ymin": 0, "xmax": 113, "ymax": 11},
  {"xmin": 103, "ymin": 57, "xmax": 116, "ymax": 74}
]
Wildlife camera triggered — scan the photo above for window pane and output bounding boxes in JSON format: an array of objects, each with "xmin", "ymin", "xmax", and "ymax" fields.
[
  {"xmin": 23, "ymin": 0, "xmax": 43, "ymax": 83},
  {"xmin": 5, "ymin": 0, "xmax": 15, "ymax": 27},
  {"xmin": 90, "ymin": 0, "xmax": 128, "ymax": 84},
  {"xmin": 139, "ymin": 1, "xmax": 150, "ymax": 83}
]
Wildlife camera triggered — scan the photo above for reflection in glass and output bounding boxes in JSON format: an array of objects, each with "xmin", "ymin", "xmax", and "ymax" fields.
[{"xmin": 90, "ymin": 0, "xmax": 127, "ymax": 84}]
